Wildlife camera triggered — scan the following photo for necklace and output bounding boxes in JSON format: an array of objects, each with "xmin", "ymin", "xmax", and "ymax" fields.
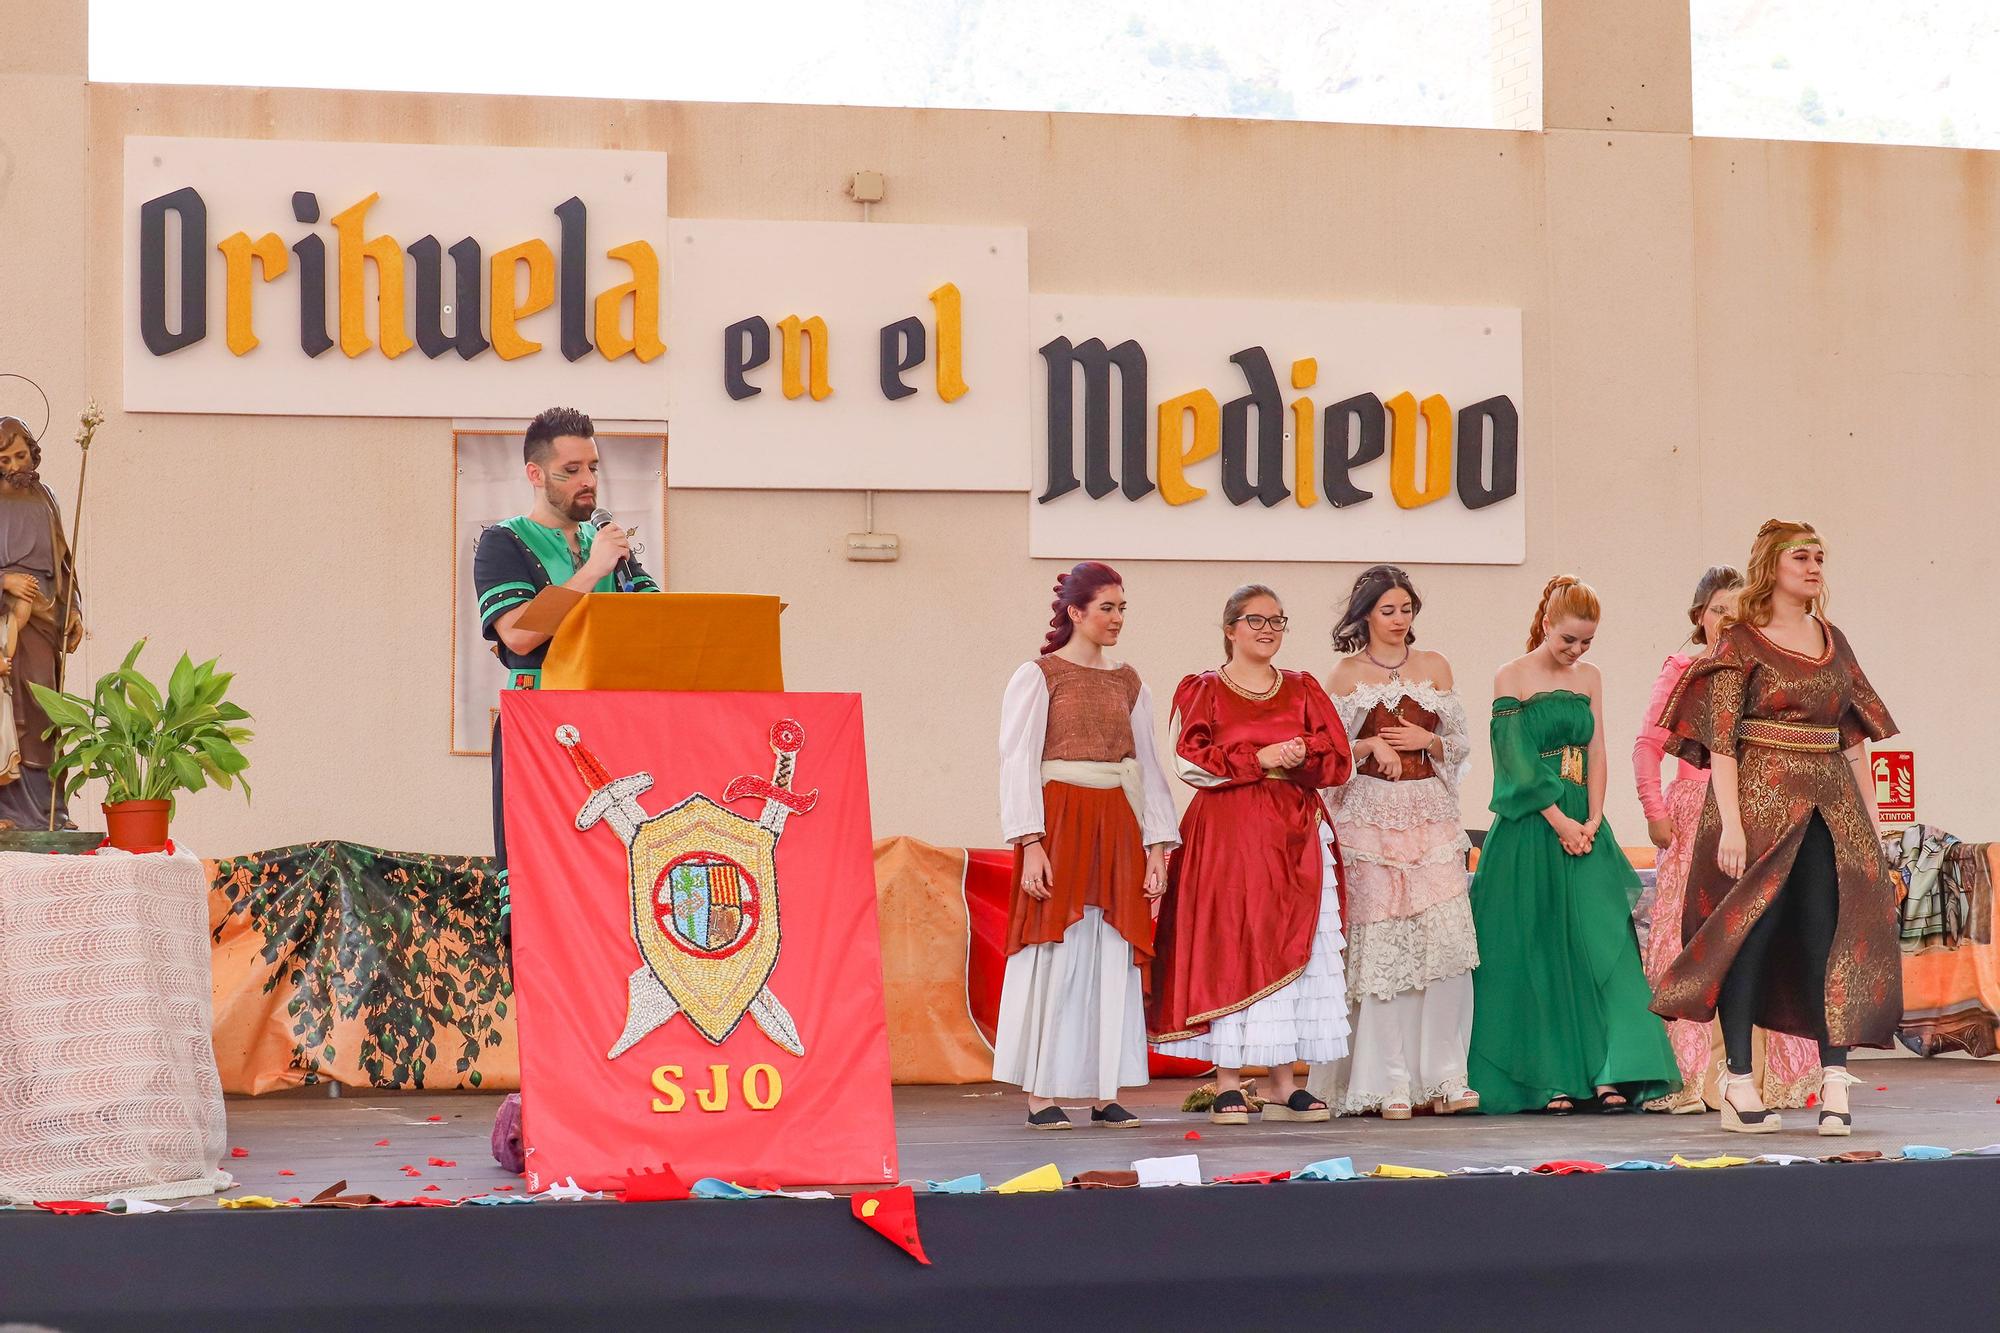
[
  {"xmin": 1219, "ymin": 663, "xmax": 1282, "ymax": 701},
  {"xmin": 1364, "ymin": 644, "xmax": 1412, "ymax": 680}
]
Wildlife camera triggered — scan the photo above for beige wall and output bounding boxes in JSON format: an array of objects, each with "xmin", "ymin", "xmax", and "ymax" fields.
[{"xmin": 8, "ymin": 2, "xmax": 1992, "ymax": 857}]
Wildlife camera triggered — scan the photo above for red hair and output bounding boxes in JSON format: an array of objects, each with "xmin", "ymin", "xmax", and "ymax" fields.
[{"xmin": 1041, "ymin": 562, "xmax": 1123, "ymax": 655}]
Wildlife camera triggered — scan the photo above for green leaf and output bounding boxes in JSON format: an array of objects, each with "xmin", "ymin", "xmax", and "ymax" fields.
[{"xmin": 28, "ymin": 685, "xmax": 94, "ymax": 731}]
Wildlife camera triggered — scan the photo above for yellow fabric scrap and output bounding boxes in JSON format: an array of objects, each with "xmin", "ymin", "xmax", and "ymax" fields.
[
  {"xmin": 995, "ymin": 1163, "xmax": 1064, "ymax": 1194},
  {"xmin": 1669, "ymin": 1154, "xmax": 1751, "ymax": 1170},
  {"xmin": 218, "ymin": 1195, "xmax": 285, "ymax": 1209},
  {"xmin": 1372, "ymin": 1164, "xmax": 1448, "ymax": 1179}
]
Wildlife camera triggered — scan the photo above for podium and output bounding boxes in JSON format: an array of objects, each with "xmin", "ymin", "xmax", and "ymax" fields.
[
  {"xmin": 500, "ymin": 591, "xmax": 898, "ymax": 1190},
  {"xmin": 516, "ymin": 591, "xmax": 785, "ymax": 691}
]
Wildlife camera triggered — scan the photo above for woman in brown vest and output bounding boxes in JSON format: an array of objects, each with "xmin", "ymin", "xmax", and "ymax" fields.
[{"xmin": 995, "ymin": 562, "xmax": 1180, "ymax": 1130}]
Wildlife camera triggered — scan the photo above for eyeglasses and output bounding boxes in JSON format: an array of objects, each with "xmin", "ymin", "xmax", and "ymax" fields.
[{"xmin": 1230, "ymin": 615, "xmax": 1289, "ymax": 632}]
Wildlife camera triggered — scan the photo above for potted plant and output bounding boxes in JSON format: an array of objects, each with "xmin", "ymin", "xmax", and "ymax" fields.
[{"xmin": 30, "ymin": 638, "xmax": 253, "ymax": 851}]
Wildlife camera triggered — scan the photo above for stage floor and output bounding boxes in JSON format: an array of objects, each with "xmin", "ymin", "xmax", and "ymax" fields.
[{"xmin": 206, "ymin": 1056, "xmax": 2000, "ymax": 1200}]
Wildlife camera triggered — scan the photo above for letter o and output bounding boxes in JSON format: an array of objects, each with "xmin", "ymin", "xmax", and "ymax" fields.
[{"xmin": 743, "ymin": 1063, "xmax": 783, "ymax": 1111}]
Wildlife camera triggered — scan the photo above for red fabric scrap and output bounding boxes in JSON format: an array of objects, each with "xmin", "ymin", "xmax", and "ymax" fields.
[
  {"xmin": 422, "ymin": 1184, "xmax": 441, "ymax": 1192},
  {"xmin": 1532, "ymin": 1160, "xmax": 1608, "ymax": 1175},
  {"xmin": 374, "ymin": 1139, "xmax": 391, "ymax": 1147},
  {"xmin": 426, "ymin": 1157, "xmax": 456, "ymax": 1167},
  {"xmin": 35, "ymin": 1200, "xmax": 110, "ymax": 1215},
  {"xmin": 278, "ymin": 1170, "xmax": 295, "ymax": 1177},
  {"xmin": 229, "ymin": 1147, "xmax": 249, "ymax": 1158},
  {"xmin": 1212, "ymin": 1170, "xmax": 1291, "ymax": 1184},
  {"xmin": 851, "ymin": 1186, "xmax": 931, "ymax": 1265},
  {"xmin": 620, "ymin": 1163, "xmax": 691, "ymax": 1202},
  {"xmin": 425, "ymin": 1115, "xmax": 444, "ymax": 1122},
  {"xmin": 1184, "ymin": 1131, "xmax": 1201, "ymax": 1140}
]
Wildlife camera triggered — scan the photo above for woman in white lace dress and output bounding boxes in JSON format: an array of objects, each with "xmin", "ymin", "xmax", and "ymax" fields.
[{"xmin": 1309, "ymin": 566, "xmax": 1480, "ymax": 1119}]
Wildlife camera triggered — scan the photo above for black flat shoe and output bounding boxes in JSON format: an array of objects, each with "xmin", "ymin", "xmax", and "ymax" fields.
[
  {"xmin": 1596, "ymin": 1090, "xmax": 1632, "ymax": 1115},
  {"xmin": 1209, "ymin": 1090, "xmax": 1252, "ymax": 1125},
  {"xmin": 1091, "ymin": 1103, "xmax": 1141, "ymax": 1128},
  {"xmin": 1027, "ymin": 1105, "xmax": 1074, "ymax": 1131}
]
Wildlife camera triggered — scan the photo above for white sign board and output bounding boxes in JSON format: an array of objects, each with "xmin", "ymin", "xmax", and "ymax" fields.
[
  {"xmin": 664, "ymin": 219, "xmax": 1029, "ymax": 490},
  {"xmin": 123, "ymin": 137, "xmax": 669, "ymax": 419},
  {"xmin": 1028, "ymin": 294, "xmax": 1524, "ymax": 563}
]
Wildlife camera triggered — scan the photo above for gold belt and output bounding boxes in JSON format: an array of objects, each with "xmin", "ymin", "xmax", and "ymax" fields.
[
  {"xmin": 1539, "ymin": 745, "xmax": 1587, "ymax": 785},
  {"xmin": 1737, "ymin": 718, "xmax": 1842, "ymax": 753},
  {"xmin": 1262, "ymin": 767, "xmax": 1292, "ymax": 780}
]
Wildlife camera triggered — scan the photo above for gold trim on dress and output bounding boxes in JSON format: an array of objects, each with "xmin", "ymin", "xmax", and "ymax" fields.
[
  {"xmin": 1539, "ymin": 744, "xmax": 1586, "ymax": 785},
  {"xmin": 1178, "ymin": 964, "xmax": 1310, "ymax": 1030},
  {"xmin": 1736, "ymin": 718, "xmax": 1842, "ymax": 753}
]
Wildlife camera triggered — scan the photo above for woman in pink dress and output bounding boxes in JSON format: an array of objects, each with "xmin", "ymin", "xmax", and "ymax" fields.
[{"xmin": 1633, "ymin": 565, "xmax": 1819, "ymax": 1113}]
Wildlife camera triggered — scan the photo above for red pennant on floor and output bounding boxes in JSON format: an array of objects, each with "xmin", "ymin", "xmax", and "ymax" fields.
[
  {"xmin": 620, "ymin": 1163, "xmax": 691, "ymax": 1202},
  {"xmin": 427, "ymin": 1157, "xmax": 457, "ymax": 1167},
  {"xmin": 374, "ymin": 1139, "xmax": 392, "ymax": 1147},
  {"xmin": 851, "ymin": 1186, "xmax": 930, "ymax": 1265},
  {"xmin": 35, "ymin": 1200, "xmax": 110, "ymax": 1215},
  {"xmin": 229, "ymin": 1147, "xmax": 249, "ymax": 1158}
]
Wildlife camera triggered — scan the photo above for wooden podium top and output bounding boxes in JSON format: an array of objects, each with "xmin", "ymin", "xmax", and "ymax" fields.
[{"xmin": 538, "ymin": 592, "xmax": 785, "ymax": 692}]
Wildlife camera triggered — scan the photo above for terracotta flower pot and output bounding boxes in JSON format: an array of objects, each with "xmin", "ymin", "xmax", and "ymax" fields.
[{"xmin": 102, "ymin": 799, "xmax": 172, "ymax": 852}]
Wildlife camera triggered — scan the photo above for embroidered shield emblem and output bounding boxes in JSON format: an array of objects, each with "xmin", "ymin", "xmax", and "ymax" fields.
[
  {"xmin": 627, "ymin": 795, "xmax": 781, "ymax": 1045},
  {"xmin": 553, "ymin": 719, "xmax": 820, "ymax": 1061}
]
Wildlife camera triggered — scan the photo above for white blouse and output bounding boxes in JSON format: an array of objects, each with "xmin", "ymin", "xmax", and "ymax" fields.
[{"xmin": 997, "ymin": 660, "xmax": 1181, "ymax": 848}]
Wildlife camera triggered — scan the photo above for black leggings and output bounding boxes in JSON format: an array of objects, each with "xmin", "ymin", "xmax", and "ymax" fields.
[
  {"xmin": 490, "ymin": 716, "xmax": 511, "ymax": 948},
  {"xmin": 1718, "ymin": 809, "xmax": 1845, "ymax": 1074}
]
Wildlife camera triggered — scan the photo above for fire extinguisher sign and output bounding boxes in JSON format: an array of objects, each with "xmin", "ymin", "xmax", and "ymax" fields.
[{"xmin": 1873, "ymin": 751, "xmax": 1915, "ymax": 825}]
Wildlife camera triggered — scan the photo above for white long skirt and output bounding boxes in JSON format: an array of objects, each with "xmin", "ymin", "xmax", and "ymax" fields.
[
  {"xmin": 991, "ymin": 906, "xmax": 1149, "ymax": 1101},
  {"xmin": 1309, "ymin": 971, "xmax": 1474, "ymax": 1114},
  {"xmin": 1152, "ymin": 825, "xmax": 1350, "ymax": 1070}
]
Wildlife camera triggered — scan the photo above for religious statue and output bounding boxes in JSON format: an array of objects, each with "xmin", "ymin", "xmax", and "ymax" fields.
[{"xmin": 0, "ymin": 415, "xmax": 83, "ymax": 829}]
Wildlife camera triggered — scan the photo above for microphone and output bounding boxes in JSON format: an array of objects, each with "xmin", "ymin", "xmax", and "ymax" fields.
[{"xmin": 590, "ymin": 508, "xmax": 640, "ymax": 590}]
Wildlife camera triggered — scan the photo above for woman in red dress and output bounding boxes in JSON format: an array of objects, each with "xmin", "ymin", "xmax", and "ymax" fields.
[{"xmin": 1148, "ymin": 584, "xmax": 1353, "ymax": 1125}]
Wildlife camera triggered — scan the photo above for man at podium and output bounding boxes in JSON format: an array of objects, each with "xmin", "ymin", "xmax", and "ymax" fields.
[{"xmin": 473, "ymin": 406, "xmax": 660, "ymax": 939}]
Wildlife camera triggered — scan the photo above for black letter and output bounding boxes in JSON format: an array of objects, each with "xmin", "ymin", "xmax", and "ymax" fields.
[
  {"xmin": 290, "ymin": 191, "xmax": 332, "ymax": 357},
  {"xmin": 1321, "ymin": 393, "xmax": 1385, "ymax": 508},
  {"xmin": 138, "ymin": 187, "xmax": 207, "ymax": 355},
  {"xmin": 1219, "ymin": 346, "xmax": 1289, "ymax": 507},
  {"xmin": 1037, "ymin": 336, "xmax": 1150, "ymax": 503},
  {"xmin": 878, "ymin": 316, "xmax": 925, "ymax": 400},
  {"xmin": 1456, "ymin": 395, "xmax": 1520, "ymax": 510},
  {"xmin": 725, "ymin": 317, "xmax": 771, "ymax": 400},
  {"xmin": 408, "ymin": 236, "xmax": 490, "ymax": 361},
  {"xmin": 554, "ymin": 196, "xmax": 593, "ymax": 362}
]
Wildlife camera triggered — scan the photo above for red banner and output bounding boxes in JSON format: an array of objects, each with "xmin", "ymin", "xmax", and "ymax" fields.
[{"xmin": 501, "ymin": 690, "xmax": 897, "ymax": 1191}]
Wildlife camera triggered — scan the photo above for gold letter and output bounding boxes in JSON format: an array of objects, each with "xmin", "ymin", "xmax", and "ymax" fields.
[
  {"xmin": 490, "ymin": 239, "xmax": 555, "ymax": 361},
  {"xmin": 216, "ymin": 230, "xmax": 289, "ymax": 356},
  {"xmin": 649, "ymin": 1064, "xmax": 685, "ymax": 1114},
  {"xmin": 1290, "ymin": 358, "xmax": 1318, "ymax": 508},
  {"xmin": 594, "ymin": 240, "xmax": 665, "ymax": 362},
  {"xmin": 1156, "ymin": 389, "xmax": 1220, "ymax": 506},
  {"xmin": 694, "ymin": 1063, "xmax": 730, "ymax": 1112},
  {"xmin": 1387, "ymin": 391, "xmax": 1453, "ymax": 508},
  {"xmin": 329, "ymin": 193, "xmax": 413, "ymax": 359},
  {"xmin": 743, "ymin": 1064, "xmax": 783, "ymax": 1110},
  {"xmin": 929, "ymin": 282, "xmax": 967, "ymax": 402},
  {"xmin": 776, "ymin": 315, "xmax": 832, "ymax": 400}
]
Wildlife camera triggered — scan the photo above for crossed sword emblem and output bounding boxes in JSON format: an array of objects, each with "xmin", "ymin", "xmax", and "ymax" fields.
[{"xmin": 557, "ymin": 720, "xmax": 819, "ymax": 1059}]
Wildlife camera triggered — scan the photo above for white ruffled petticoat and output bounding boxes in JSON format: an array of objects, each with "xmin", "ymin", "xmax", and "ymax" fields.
[{"xmin": 1153, "ymin": 824, "xmax": 1350, "ymax": 1069}]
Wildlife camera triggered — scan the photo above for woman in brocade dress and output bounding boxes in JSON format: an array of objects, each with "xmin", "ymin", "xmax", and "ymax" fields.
[
  {"xmin": 1655, "ymin": 520, "xmax": 1901, "ymax": 1136},
  {"xmin": 996, "ymin": 561, "xmax": 1180, "ymax": 1131},
  {"xmin": 1634, "ymin": 565, "xmax": 1820, "ymax": 1114},
  {"xmin": 1307, "ymin": 566, "xmax": 1480, "ymax": 1120},
  {"xmin": 1466, "ymin": 576, "xmax": 1679, "ymax": 1115},
  {"xmin": 1148, "ymin": 584, "xmax": 1352, "ymax": 1126}
]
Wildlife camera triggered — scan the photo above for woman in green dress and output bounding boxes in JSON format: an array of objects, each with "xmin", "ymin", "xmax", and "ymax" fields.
[{"xmin": 1467, "ymin": 575, "xmax": 1680, "ymax": 1114}]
